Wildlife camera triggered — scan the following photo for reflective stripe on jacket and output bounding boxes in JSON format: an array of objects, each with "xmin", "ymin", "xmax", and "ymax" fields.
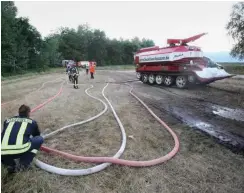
[{"xmin": 1, "ymin": 116, "xmax": 40, "ymax": 155}]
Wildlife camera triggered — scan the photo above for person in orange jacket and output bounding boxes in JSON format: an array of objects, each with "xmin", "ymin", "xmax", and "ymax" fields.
[{"xmin": 89, "ymin": 63, "xmax": 95, "ymax": 79}]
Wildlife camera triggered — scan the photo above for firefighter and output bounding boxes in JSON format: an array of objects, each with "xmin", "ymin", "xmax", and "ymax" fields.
[
  {"xmin": 90, "ymin": 63, "xmax": 95, "ymax": 79},
  {"xmin": 70, "ymin": 64, "xmax": 79, "ymax": 89},
  {"xmin": 66, "ymin": 65, "xmax": 73, "ymax": 82},
  {"xmin": 85, "ymin": 63, "xmax": 89, "ymax": 75},
  {"xmin": 1, "ymin": 105, "xmax": 44, "ymax": 173},
  {"xmin": 66, "ymin": 65, "xmax": 71, "ymax": 78},
  {"xmin": 66, "ymin": 64, "xmax": 71, "ymax": 73}
]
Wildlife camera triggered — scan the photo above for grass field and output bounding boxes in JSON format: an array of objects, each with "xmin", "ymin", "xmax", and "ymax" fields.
[
  {"xmin": 220, "ymin": 63, "xmax": 244, "ymax": 75},
  {"xmin": 1, "ymin": 70, "xmax": 244, "ymax": 193},
  {"xmin": 96, "ymin": 64, "xmax": 135, "ymax": 70},
  {"xmin": 1, "ymin": 67, "xmax": 65, "ymax": 82}
]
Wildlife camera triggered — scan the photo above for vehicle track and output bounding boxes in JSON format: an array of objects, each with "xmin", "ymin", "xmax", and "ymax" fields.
[{"xmin": 130, "ymin": 83, "xmax": 244, "ymax": 153}]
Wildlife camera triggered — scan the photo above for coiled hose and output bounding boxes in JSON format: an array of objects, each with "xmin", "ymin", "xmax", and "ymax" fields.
[
  {"xmin": 35, "ymin": 83, "xmax": 179, "ymax": 176},
  {"xmin": 35, "ymin": 83, "xmax": 127, "ymax": 176}
]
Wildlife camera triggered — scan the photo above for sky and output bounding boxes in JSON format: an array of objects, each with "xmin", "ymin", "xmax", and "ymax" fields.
[{"xmin": 14, "ymin": 1, "xmax": 236, "ymax": 52}]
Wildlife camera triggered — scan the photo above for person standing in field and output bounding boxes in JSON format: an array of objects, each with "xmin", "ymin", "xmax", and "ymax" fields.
[
  {"xmin": 85, "ymin": 63, "xmax": 89, "ymax": 75},
  {"xmin": 70, "ymin": 64, "xmax": 79, "ymax": 89},
  {"xmin": 90, "ymin": 63, "xmax": 95, "ymax": 79}
]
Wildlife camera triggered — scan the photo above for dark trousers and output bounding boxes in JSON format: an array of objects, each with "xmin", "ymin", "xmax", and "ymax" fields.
[
  {"xmin": 90, "ymin": 72, "xmax": 94, "ymax": 79},
  {"xmin": 73, "ymin": 75, "xmax": 78, "ymax": 87},
  {"xmin": 1, "ymin": 136, "xmax": 44, "ymax": 172},
  {"xmin": 86, "ymin": 69, "xmax": 89, "ymax": 74},
  {"xmin": 69, "ymin": 74, "xmax": 72, "ymax": 82}
]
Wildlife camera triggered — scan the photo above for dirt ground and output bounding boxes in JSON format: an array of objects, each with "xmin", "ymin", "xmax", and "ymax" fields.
[{"xmin": 1, "ymin": 69, "xmax": 244, "ymax": 193}]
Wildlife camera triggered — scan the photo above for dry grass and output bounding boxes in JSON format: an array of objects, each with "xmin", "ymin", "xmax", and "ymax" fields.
[
  {"xmin": 96, "ymin": 65, "xmax": 135, "ymax": 71},
  {"xmin": 1, "ymin": 67, "xmax": 65, "ymax": 82},
  {"xmin": 210, "ymin": 78, "xmax": 244, "ymax": 94},
  {"xmin": 221, "ymin": 63, "xmax": 244, "ymax": 75},
  {"xmin": 1, "ymin": 71, "xmax": 244, "ymax": 193}
]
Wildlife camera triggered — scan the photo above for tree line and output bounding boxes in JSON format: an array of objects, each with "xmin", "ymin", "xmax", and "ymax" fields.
[
  {"xmin": 1, "ymin": 1, "xmax": 243, "ymax": 76},
  {"xmin": 1, "ymin": 1, "xmax": 154, "ymax": 76},
  {"xmin": 226, "ymin": 2, "xmax": 244, "ymax": 61}
]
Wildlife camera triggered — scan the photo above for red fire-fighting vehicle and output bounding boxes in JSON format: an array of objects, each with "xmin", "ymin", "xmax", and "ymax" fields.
[{"xmin": 134, "ymin": 33, "xmax": 233, "ymax": 88}]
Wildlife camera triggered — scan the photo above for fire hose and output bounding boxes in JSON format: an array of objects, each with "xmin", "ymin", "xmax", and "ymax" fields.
[
  {"xmin": 34, "ymin": 83, "xmax": 179, "ymax": 176},
  {"xmin": 2, "ymin": 78, "xmax": 127, "ymax": 176},
  {"xmin": 2, "ymin": 77, "xmax": 180, "ymax": 176},
  {"xmin": 39, "ymin": 83, "xmax": 179, "ymax": 168},
  {"xmin": 35, "ymin": 83, "xmax": 127, "ymax": 176}
]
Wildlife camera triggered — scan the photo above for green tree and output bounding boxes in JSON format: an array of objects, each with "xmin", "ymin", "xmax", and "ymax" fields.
[
  {"xmin": 1, "ymin": 1, "xmax": 156, "ymax": 76},
  {"xmin": 43, "ymin": 33, "xmax": 63, "ymax": 68},
  {"xmin": 106, "ymin": 38, "xmax": 124, "ymax": 65},
  {"xmin": 1, "ymin": 1, "xmax": 43, "ymax": 75},
  {"xmin": 226, "ymin": 2, "xmax": 244, "ymax": 61},
  {"xmin": 15, "ymin": 17, "xmax": 42, "ymax": 71},
  {"xmin": 88, "ymin": 29, "xmax": 107, "ymax": 65},
  {"xmin": 58, "ymin": 28, "xmax": 81, "ymax": 61},
  {"xmin": 77, "ymin": 24, "xmax": 92, "ymax": 60},
  {"xmin": 1, "ymin": 1, "xmax": 18, "ymax": 75},
  {"xmin": 140, "ymin": 38, "xmax": 155, "ymax": 48}
]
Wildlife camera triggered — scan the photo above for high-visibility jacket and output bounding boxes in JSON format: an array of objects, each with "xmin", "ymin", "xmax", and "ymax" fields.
[
  {"xmin": 1, "ymin": 116, "xmax": 41, "ymax": 155},
  {"xmin": 90, "ymin": 65, "xmax": 95, "ymax": 73}
]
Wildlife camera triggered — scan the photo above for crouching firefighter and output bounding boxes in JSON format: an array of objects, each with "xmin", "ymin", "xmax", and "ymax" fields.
[
  {"xmin": 1, "ymin": 105, "xmax": 44, "ymax": 173},
  {"xmin": 70, "ymin": 64, "xmax": 79, "ymax": 89}
]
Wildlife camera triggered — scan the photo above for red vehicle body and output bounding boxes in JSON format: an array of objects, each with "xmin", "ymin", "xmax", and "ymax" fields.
[{"xmin": 134, "ymin": 33, "xmax": 233, "ymax": 88}]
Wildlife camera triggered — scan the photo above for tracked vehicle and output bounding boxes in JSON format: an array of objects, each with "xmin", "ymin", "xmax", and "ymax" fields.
[{"xmin": 134, "ymin": 33, "xmax": 233, "ymax": 88}]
